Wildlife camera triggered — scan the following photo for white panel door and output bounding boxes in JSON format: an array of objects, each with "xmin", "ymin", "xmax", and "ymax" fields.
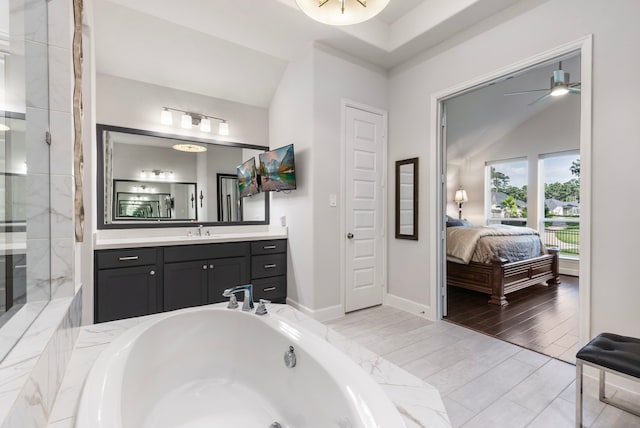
[{"xmin": 345, "ymin": 106, "xmax": 385, "ymax": 312}]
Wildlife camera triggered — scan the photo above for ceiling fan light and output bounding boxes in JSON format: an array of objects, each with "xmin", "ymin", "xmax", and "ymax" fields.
[
  {"xmin": 295, "ymin": 0, "xmax": 391, "ymax": 26},
  {"xmin": 551, "ymin": 86, "xmax": 569, "ymax": 97}
]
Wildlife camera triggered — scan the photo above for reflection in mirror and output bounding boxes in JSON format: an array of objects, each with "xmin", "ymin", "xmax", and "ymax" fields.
[
  {"xmin": 395, "ymin": 158, "xmax": 419, "ymax": 240},
  {"xmin": 114, "ymin": 180, "xmax": 197, "ymax": 220},
  {"xmin": 217, "ymin": 174, "xmax": 241, "ymax": 222},
  {"xmin": 97, "ymin": 125, "xmax": 269, "ymax": 228}
]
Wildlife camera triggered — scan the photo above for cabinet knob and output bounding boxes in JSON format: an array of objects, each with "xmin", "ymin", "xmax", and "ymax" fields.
[
  {"xmin": 202, "ymin": 265, "xmax": 208, "ymax": 270},
  {"xmin": 209, "ymin": 264, "xmax": 214, "ymax": 269},
  {"xmin": 149, "ymin": 270, "xmax": 155, "ymax": 276}
]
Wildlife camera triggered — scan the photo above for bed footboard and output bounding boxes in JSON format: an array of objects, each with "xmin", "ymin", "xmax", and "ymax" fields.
[{"xmin": 447, "ymin": 248, "xmax": 560, "ymax": 306}]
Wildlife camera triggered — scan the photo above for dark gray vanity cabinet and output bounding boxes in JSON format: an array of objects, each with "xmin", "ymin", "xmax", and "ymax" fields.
[
  {"xmin": 94, "ymin": 238, "xmax": 287, "ymax": 323},
  {"xmin": 94, "ymin": 248, "xmax": 162, "ymax": 323},
  {"xmin": 251, "ymin": 240, "xmax": 287, "ymax": 303},
  {"xmin": 163, "ymin": 242, "xmax": 250, "ymax": 311}
]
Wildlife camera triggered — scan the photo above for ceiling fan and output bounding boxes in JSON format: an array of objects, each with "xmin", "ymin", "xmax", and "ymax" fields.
[{"xmin": 504, "ymin": 61, "xmax": 581, "ymax": 106}]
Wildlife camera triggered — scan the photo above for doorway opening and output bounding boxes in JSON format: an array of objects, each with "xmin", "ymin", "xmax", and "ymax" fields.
[{"xmin": 435, "ymin": 42, "xmax": 591, "ymax": 364}]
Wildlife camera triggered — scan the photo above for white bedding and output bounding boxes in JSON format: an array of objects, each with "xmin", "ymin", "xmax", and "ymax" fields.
[{"xmin": 446, "ymin": 224, "xmax": 541, "ymax": 264}]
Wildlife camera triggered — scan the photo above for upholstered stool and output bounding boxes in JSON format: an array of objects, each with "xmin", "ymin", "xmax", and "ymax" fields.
[{"xmin": 576, "ymin": 333, "xmax": 640, "ymax": 427}]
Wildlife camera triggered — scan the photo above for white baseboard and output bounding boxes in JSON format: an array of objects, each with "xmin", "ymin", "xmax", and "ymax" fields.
[
  {"xmin": 285, "ymin": 298, "xmax": 345, "ymax": 322},
  {"xmin": 384, "ymin": 293, "xmax": 434, "ymax": 321},
  {"xmin": 559, "ymin": 258, "xmax": 579, "ymax": 277},
  {"xmin": 583, "ymin": 365, "xmax": 640, "ymax": 395}
]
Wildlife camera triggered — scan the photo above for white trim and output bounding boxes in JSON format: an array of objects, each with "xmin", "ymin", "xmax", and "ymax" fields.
[
  {"xmin": 430, "ymin": 36, "xmax": 593, "ymax": 345},
  {"xmin": 384, "ymin": 293, "xmax": 432, "ymax": 321},
  {"xmin": 285, "ymin": 298, "xmax": 345, "ymax": 322},
  {"xmin": 340, "ymin": 100, "xmax": 388, "ymax": 313},
  {"xmin": 559, "ymin": 258, "xmax": 579, "ymax": 277}
]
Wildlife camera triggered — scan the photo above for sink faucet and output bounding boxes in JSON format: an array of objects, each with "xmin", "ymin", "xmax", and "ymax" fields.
[
  {"xmin": 222, "ymin": 284, "xmax": 254, "ymax": 311},
  {"xmin": 197, "ymin": 224, "xmax": 203, "ymax": 236}
]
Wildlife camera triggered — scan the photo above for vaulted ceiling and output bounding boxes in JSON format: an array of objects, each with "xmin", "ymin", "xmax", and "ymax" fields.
[{"xmin": 93, "ymin": 0, "xmax": 527, "ymax": 107}]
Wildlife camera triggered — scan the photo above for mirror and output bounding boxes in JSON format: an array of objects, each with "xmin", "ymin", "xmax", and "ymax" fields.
[
  {"xmin": 395, "ymin": 158, "xmax": 419, "ymax": 240},
  {"xmin": 217, "ymin": 174, "xmax": 242, "ymax": 222},
  {"xmin": 97, "ymin": 124, "xmax": 270, "ymax": 228}
]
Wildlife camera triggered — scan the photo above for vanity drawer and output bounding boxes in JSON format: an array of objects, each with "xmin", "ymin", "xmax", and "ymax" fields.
[
  {"xmin": 251, "ymin": 253, "xmax": 286, "ymax": 279},
  {"xmin": 97, "ymin": 248, "xmax": 158, "ymax": 269},
  {"xmin": 251, "ymin": 239, "xmax": 287, "ymax": 255},
  {"xmin": 164, "ymin": 242, "xmax": 249, "ymax": 263},
  {"xmin": 252, "ymin": 276, "xmax": 286, "ymax": 301}
]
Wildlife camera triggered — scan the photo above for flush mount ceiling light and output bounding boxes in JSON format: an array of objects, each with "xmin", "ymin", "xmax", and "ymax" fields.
[
  {"xmin": 295, "ymin": 0, "xmax": 391, "ymax": 26},
  {"xmin": 172, "ymin": 143, "xmax": 207, "ymax": 153},
  {"xmin": 161, "ymin": 107, "xmax": 230, "ymax": 135}
]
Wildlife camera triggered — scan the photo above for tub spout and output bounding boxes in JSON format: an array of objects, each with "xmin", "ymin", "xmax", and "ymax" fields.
[{"xmin": 222, "ymin": 284, "xmax": 254, "ymax": 311}]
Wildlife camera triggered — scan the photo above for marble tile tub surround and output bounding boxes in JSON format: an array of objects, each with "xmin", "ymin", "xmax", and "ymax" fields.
[
  {"xmin": 0, "ymin": 291, "xmax": 81, "ymax": 428},
  {"xmin": 93, "ymin": 225, "xmax": 288, "ymax": 250},
  {"xmin": 327, "ymin": 306, "xmax": 640, "ymax": 428},
  {"xmin": 46, "ymin": 303, "xmax": 450, "ymax": 428}
]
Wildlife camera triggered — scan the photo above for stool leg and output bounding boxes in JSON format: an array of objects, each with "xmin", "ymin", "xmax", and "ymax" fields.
[
  {"xmin": 599, "ymin": 369, "xmax": 606, "ymax": 401},
  {"xmin": 576, "ymin": 360, "xmax": 583, "ymax": 428}
]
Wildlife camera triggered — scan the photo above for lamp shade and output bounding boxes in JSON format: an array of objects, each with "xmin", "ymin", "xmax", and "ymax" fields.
[
  {"xmin": 295, "ymin": 0, "xmax": 391, "ymax": 26},
  {"xmin": 218, "ymin": 121, "xmax": 229, "ymax": 136},
  {"xmin": 160, "ymin": 108, "xmax": 173, "ymax": 125},
  {"xmin": 180, "ymin": 113, "xmax": 192, "ymax": 129},
  {"xmin": 200, "ymin": 117, "xmax": 211, "ymax": 133},
  {"xmin": 454, "ymin": 189, "xmax": 468, "ymax": 203}
]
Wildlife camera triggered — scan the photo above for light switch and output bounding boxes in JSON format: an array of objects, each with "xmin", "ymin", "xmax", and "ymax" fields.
[
  {"xmin": 280, "ymin": 216, "xmax": 287, "ymax": 226},
  {"xmin": 329, "ymin": 194, "xmax": 337, "ymax": 207}
]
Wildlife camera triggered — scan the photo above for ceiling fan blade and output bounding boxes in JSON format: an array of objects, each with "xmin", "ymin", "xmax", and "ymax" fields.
[
  {"xmin": 528, "ymin": 92, "xmax": 551, "ymax": 106},
  {"xmin": 504, "ymin": 88, "xmax": 548, "ymax": 96},
  {"xmin": 569, "ymin": 81, "xmax": 581, "ymax": 88},
  {"xmin": 568, "ymin": 88, "xmax": 581, "ymax": 94}
]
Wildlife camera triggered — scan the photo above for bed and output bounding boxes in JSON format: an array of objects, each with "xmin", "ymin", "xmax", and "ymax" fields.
[{"xmin": 446, "ymin": 224, "xmax": 560, "ymax": 306}]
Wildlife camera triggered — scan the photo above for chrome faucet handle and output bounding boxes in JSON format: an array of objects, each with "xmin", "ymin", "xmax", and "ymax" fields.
[
  {"xmin": 255, "ymin": 299, "xmax": 271, "ymax": 316},
  {"xmin": 227, "ymin": 294, "xmax": 238, "ymax": 309}
]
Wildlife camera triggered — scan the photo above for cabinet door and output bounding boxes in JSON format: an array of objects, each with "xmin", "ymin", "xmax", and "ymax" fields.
[
  {"xmin": 207, "ymin": 256, "xmax": 250, "ymax": 304},
  {"xmin": 164, "ymin": 260, "xmax": 208, "ymax": 311},
  {"xmin": 96, "ymin": 265, "xmax": 158, "ymax": 323}
]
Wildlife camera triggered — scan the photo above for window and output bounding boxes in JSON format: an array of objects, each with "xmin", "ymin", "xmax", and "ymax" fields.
[
  {"xmin": 540, "ymin": 151, "xmax": 580, "ymax": 258},
  {"xmin": 485, "ymin": 158, "xmax": 528, "ymax": 226}
]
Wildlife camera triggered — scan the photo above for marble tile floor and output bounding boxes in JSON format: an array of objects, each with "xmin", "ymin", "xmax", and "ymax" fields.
[{"xmin": 326, "ymin": 305, "xmax": 640, "ymax": 428}]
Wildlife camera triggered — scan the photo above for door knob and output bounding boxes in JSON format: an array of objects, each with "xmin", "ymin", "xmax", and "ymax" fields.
[{"xmin": 347, "ymin": 233, "xmax": 354, "ymax": 239}]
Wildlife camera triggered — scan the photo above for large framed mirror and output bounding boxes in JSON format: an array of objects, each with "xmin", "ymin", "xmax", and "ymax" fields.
[
  {"xmin": 97, "ymin": 124, "xmax": 270, "ymax": 228},
  {"xmin": 395, "ymin": 157, "xmax": 419, "ymax": 240}
]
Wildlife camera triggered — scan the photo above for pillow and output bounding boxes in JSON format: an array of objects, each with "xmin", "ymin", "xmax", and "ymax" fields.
[{"xmin": 446, "ymin": 219, "xmax": 473, "ymax": 227}]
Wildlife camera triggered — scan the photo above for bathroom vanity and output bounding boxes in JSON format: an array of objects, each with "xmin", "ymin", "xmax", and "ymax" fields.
[{"xmin": 94, "ymin": 235, "xmax": 287, "ymax": 323}]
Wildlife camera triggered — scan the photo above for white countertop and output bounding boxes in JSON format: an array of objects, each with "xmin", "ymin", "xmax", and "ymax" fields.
[
  {"xmin": 46, "ymin": 304, "xmax": 451, "ymax": 428},
  {"xmin": 94, "ymin": 226, "xmax": 287, "ymax": 250}
]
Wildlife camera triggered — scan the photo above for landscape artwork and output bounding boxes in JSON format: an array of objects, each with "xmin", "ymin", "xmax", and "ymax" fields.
[
  {"xmin": 259, "ymin": 144, "xmax": 296, "ymax": 192},
  {"xmin": 237, "ymin": 157, "xmax": 259, "ymax": 197}
]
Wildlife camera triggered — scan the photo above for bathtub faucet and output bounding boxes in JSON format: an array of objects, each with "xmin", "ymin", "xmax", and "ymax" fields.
[{"xmin": 222, "ymin": 284, "xmax": 254, "ymax": 311}]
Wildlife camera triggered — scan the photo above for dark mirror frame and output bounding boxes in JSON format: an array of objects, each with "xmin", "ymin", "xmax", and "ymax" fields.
[
  {"xmin": 96, "ymin": 124, "xmax": 270, "ymax": 229},
  {"xmin": 395, "ymin": 157, "xmax": 419, "ymax": 240}
]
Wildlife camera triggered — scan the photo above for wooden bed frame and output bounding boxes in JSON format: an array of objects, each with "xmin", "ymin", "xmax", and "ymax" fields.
[{"xmin": 446, "ymin": 248, "xmax": 560, "ymax": 306}]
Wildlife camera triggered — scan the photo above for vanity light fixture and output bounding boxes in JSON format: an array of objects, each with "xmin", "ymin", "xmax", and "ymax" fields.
[
  {"xmin": 161, "ymin": 107, "xmax": 230, "ymax": 135},
  {"xmin": 140, "ymin": 169, "xmax": 175, "ymax": 179},
  {"xmin": 295, "ymin": 0, "xmax": 391, "ymax": 26},
  {"xmin": 172, "ymin": 143, "xmax": 207, "ymax": 153}
]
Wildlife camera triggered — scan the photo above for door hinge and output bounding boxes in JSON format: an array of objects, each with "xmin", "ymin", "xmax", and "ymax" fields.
[
  {"xmin": 45, "ymin": 131, "xmax": 51, "ymax": 146},
  {"xmin": 441, "ymin": 114, "xmax": 447, "ymax": 127}
]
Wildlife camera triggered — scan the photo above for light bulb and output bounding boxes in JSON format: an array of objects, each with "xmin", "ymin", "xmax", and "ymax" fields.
[{"xmin": 551, "ymin": 86, "xmax": 569, "ymax": 97}]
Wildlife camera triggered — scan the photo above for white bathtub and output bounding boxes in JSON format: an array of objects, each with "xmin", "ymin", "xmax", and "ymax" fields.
[{"xmin": 76, "ymin": 305, "xmax": 407, "ymax": 428}]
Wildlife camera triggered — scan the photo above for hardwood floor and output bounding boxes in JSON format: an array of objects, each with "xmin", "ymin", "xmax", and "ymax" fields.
[{"xmin": 445, "ymin": 275, "xmax": 579, "ymax": 364}]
